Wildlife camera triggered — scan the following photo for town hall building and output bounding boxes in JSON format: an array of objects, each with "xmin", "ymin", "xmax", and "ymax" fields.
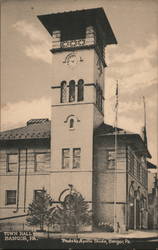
[{"xmin": 0, "ymin": 8, "xmax": 151, "ymax": 232}]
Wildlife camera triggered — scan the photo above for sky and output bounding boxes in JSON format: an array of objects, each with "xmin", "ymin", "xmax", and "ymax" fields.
[{"xmin": 1, "ymin": 0, "xmax": 158, "ymax": 167}]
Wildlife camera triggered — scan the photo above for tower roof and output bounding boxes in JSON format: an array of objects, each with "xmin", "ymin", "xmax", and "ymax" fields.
[{"xmin": 38, "ymin": 8, "xmax": 117, "ymax": 46}]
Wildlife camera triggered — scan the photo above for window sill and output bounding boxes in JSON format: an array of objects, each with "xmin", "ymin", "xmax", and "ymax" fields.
[
  {"xmin": 6, "ymin": 172, "xmax": 17, "ymax": 175},
  {"xmin": 5, "ymin": 204, "xmax": 16, "ymax": 206},
  {"xmin": 61, "ymin": 168, "xmax": 81, "ymax": 171},
  {"xmin": 61, "ymin": 100, "xmax": 84, "ymax": 104}
]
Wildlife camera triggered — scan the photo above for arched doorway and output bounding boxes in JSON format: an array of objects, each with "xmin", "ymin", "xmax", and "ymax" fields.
[
  {"xmin": 135, "ymin": 187, "xmax": 141, "ymax": 229},
  {"xmin": 128, "ymin": 182, "xmax": 135, "ymax": 229},
  {"xmin": 140, "ymin": 195, "xmax": 148, "ymax": 229}
]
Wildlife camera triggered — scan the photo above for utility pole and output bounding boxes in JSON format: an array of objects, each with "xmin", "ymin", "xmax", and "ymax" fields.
[
  {"xmin": 114, "ymin": 80, "xmax": 119, "ymax": 232},
  {"xmin": 142, "ymin": 96, "xmax": 148, "ymax": 147}
]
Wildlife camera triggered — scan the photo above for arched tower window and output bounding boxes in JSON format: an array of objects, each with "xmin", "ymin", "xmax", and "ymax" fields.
[
  {"xmin": 69, "ymin": 80, "xmax": 75, "ymax": 102},
  {"xmin": 69, "ymin": 118, "xmax": 74, "ymax": 129},
  {"xmin": 64, "ymin": 114, "xmax": 80, "ymax": 130},
  {"xmin": 96, "ymin": 83, "xmax": 103, "ymax": 112},
  {"xmin": 77, "ymin": 79, "xmax": 84, "ymax": 101},
  {"xmin": 61, "ymin": 81, "xmax": 67, "ymax": 103}
]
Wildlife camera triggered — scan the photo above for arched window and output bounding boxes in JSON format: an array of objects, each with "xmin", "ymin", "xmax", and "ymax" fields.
[
  {"xmin": 70, "ymin": 118, "xmax": 74, "ymax": 129},
  {"xmin": 69, "ymin": 80, "xmax": 75, "ymax": 102},
  {"xmin": 96, "ymin": 83, "xmax": 103, "ymax": 112},
  {"xmin": 77, "ymin": 79, "xmax": 84, "ymax": 101},
  {"xmin": 61, "ymin": 81, "xmax": 67, "ymax": 103}
]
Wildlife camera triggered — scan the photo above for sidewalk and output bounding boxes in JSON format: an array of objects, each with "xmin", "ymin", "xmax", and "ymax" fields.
[{"xmin": 35, "ymin": 230, "xmax": 158, "ymax": 240}]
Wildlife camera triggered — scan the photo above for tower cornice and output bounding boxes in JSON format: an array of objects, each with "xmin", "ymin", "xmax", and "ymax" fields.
[{"xmin": 38, "ymin": 7, "xmax": 117, "ymax": 46}]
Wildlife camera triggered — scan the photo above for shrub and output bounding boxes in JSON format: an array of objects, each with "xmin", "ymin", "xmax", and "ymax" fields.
[
  {"xmin": 53, "ymin": 191, "xmax": 91, "ymax": 233},
  {"xmin": 26, "ymin": 188, "xmax": 55, "ymax": 231},
  {"xmin": 98, "ymin": 222, "xmax": 114, "ymax": 232}
]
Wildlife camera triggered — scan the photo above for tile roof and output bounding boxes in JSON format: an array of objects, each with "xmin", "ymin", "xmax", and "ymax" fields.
[
  {"xmin": 94, "ymin": 123, "xmax": 123, "ymax": 135},
  {"xmin": 0, "ymin": 120, "xmax": 151, "ymax": 158},
  {"xmin": 0, "ymin": 119, "xmax": 51, "ymax": 140},
  {"xmin": 94, "ymin": 123, "xmax": 151, "ymax": 158}
]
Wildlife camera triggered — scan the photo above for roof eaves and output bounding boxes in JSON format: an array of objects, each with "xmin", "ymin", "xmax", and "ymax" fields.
[
  {"xmin": 95, "ymin": 132, "xmax": 151, "ymax": 158},
  {"xmin": 147, "ymin": 161, "xmax": 157, "ymax": 169}
]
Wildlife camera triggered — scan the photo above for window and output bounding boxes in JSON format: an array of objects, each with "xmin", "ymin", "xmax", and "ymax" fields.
[
  {"xmin": 73, "ymin": 148, "xmax": 81, "ymax": 168},
  {"xmin": 141, "ymin": 168, "xmax": 144, "ymax": 184},
  {"xmin": 62, "ymin": 149, "xmax": 70, "ymax": 169},
  {"xmin": 129, "ymin": 152, "xmax": 134, "ymax": 175},
  {"xmin": 77, "ymin": 79, "xmax": 84, "ymax": 101},
  {"xmin": 96, "ymin": 83, "xmax": 103, "ymax": 112},
  {"xmin": 62, "ymin": 148, "xmax": 81, "ymax": 169},
  {"xmin": 144, "ymin": 170, "xmax": 147, "ymax": 187},
  {"xmin": 34, "ymin": 189, "xmax": 44, "ymax": 201},
  {"xmin": 137, "ymin": 162, "xmax": 140, "ymax": 180},
  {"xmin": 69, "ymin": 80, "xmax": 75, "ymax": 102},
  {"xmin": 61, "ymin": 27, "xmax": 85, "ymax": 41},
  {"xmin": 96, "ymin": 84, "xmax": 99, "ymax": 107},
  {"xmin": 7, "ymin": 153, "xmax": 18, "ymax": 172},
  {"xmin": 35, "ymin": 153, "xmax": 47, "ymax": 171},
  {"xmin": 61, "ymin": 81, "xmax": 67, "ymax": 103},
  {"xmin": 99, "ymin": 88, "xmax": 103, "ymax": 111},
  {"xmin": 142, "ymin": 168, "xmax": 147, "ymax": 187},
  {"xmin": 70, "ymin": 118, "xmax": 74, "ymax": 129},
  {"xmin": 60, "ymin": 79, "xmax": 84, "ymax": 103},
  {"xmin": 107, "ymin": 150, "xmax": 115, "ymax": 169},
  {"xmin": 6, "ymin": 190, "xmax": 16, "ymax": 205}
]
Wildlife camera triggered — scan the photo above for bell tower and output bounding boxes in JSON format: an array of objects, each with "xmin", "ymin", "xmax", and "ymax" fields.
[{"xmin": 38, "ymin": 8, "xmax": 117, "ymax": 213}]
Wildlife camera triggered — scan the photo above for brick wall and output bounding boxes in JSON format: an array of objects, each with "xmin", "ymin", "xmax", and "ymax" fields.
[
  {"xmin": 93, "ymin": 136, "xmax": 127, "ymax": 229},
  {"xmin": 0, "ymin": 140, "xmax": 51, "ymax": 220}
]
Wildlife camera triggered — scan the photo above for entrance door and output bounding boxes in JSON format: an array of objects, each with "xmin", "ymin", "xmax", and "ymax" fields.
[
  {"xmin": 136, "ymin": 200, "xmax": 140, "ymax": 229},
  {"xmin": 129, "ymin": 197, "xmax": 134, "ymax": 229}
]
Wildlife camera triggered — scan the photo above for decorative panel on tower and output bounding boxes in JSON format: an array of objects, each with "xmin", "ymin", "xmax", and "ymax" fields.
[{"xmin": 38, "ymin": 8, "xmax": 117, "ymax": 66}]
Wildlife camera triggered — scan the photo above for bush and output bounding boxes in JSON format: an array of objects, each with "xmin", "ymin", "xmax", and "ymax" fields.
[
  {"xmin": 26, "ymin": 188, "xmax": 55, "ymax": 231},
  {"xmin": 98, "ymin": 222, "xmax": 114, "ymax": 232},
  {"xmin": 53, "ymin": 191, "xmax": 91, "ymax": 233}
]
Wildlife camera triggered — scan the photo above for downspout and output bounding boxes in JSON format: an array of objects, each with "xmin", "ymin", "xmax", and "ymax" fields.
[
  {"xmin": 125, "ymin": 145, "xmax": 128, "ymax": 231},
  {"xmin": 134, "ymin": 198, "xmax": 137, "ymax": 230},
  {"xmin": 14, "ymin": 148, "xmax": 20, "ymax": 213},
  {"xmin": 24, "ymin": 148, "xmax": 28, "ymax": 212}
]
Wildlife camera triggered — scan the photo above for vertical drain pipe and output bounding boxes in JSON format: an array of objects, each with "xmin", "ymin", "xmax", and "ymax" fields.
[
  {"xmin": 24, "ymin": 148, "xmax": 28, "ymax": 212},
  {"xmin": 14, "ymin": 148, "xmax": 21, "ymax": 212},
  {"xmin": 125, "ymin": 145, "xmax": 128, "ymax": 231}
]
